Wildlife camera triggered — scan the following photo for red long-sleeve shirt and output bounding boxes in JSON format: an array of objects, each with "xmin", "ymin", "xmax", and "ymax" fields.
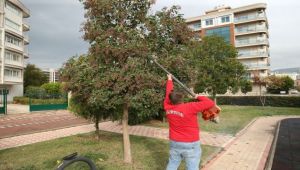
[{"xmin": 164, "ymin": 80, "xmax": 215, "ymax": 142}]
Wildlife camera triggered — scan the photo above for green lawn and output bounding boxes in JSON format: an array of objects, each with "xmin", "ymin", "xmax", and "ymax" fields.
[
  {"xmin": 144, "ymin": 105, "xmax": 300, "ymax": 135},
  {"xmin": 0, "ymin": 131, "xmax": 218, "ymax": 170}
]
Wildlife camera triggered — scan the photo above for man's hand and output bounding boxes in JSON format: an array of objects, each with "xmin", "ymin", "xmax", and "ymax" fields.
[
  {"xmin": 194, "ymin": 93, "xmax": 208, "ymax": 99},
  {"xmin": 167, "ymin": 74, "xmax": 172, "ymax": 80}
]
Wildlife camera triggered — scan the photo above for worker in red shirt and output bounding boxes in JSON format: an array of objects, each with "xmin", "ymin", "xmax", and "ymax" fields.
[{"xmin": 165, "ymin": 74, "xmax": 215, "ymax": 170}]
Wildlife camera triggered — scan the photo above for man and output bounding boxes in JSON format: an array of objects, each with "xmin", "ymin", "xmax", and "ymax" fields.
[{"xmin": 165, "ymin": 74, "xmax": 215, "ymax": 170}]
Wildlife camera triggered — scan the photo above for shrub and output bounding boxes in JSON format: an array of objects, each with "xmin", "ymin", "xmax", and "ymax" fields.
[
  {"xmin": 41, "ymin": 83, "xmax": 63, "ymax": 97},
  {"xmin": 25, "ymin": 86, "xmax": 47, "ymax": 99},
  {"xmin": 13, "ymin": 96, "xmax": 66, "ymax": 105},
  {"xmin": 217, "ymin": 96, "xmax": 300, "ymax": 107},
  {"xmin": 13, "ymin": 96, "xmax": 29, "ymax": 105}
]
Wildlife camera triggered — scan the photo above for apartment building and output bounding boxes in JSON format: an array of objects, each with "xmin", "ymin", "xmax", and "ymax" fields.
[
  {"xmin": 186, "ymin": 3, "xmax": 270, "ymax": 81},
  {"xmin": 42, "ymin": 68, "xmax": 60, "ymax": 83},
  {"xmin": 0, "ymin": 0, "xmax": 29, "ymax": 101}
]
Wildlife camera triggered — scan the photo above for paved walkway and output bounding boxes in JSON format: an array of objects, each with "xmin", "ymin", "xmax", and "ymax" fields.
[
  {"xmin": 0, "ymin": 110, "xmax": 89, "ymax": 138},
  {"xmin": 0, "ymin": 120, "xmax": 234, "ymax": 150},
  {"xmin": 202, "ymin": 116, "xmax": 300, "ymax": 170}
]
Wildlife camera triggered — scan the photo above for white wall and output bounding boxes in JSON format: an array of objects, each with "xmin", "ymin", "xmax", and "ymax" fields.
[{"xmin": 7, "ymin": 84, "xmax": 23, "ymax": 102}]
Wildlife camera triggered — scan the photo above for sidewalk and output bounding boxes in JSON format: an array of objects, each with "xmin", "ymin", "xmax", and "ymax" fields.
[
  {"xmin": 0, "ymin": 121, "xmax": 233, "ymax": 150},
  {"xmin": 202, "ymin": 116, "xmax": 300, "ymax": 170}
]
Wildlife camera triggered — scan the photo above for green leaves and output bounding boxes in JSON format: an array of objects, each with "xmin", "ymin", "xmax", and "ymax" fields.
[{"xmin": 190, "ymin": 35, "xmax": 247, "ymax": 97}]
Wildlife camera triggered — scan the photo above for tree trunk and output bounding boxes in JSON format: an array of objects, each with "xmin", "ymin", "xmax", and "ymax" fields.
[
  {"xmin": 95, "ymin": 115, "xmax": 100, "ymax": 140},
  {"xmin": 122, "ymin": 102, "xmax": 132, "ymax": 163}
]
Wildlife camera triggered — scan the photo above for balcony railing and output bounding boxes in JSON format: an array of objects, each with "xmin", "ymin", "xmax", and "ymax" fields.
[
  {"xmin": 235, "ymin": 39, "xmax": 268, "ymax": 47},
  {"xmin": 234, "ymin": 13, "xmax": 266, "ymax": 23},
  {"xmin": 5, "ymin": 59, "xmax": 24, "ymax": 67},
  {"xmin": 235, "ymin": 27, "xmax": 267, "ymax": 34},
  {"xmin": 4, "ymin": 76, "xmax": 23, "ymax": 83},
  {"xmin": 238, "ymin": 51, "xmax": 268, "ymax": 58},
  {"xmin": 23, "ymin": 22, "xmax": 30, "ymax": 31},
  {"xmin": 244, "ymin": 63, "xmax": 269, "ymax": 69}
]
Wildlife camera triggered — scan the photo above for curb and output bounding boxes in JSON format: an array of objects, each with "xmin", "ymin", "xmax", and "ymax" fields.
[{"xmin": 263, "ymin": 120, "xmax": 281, "ymax": 170}]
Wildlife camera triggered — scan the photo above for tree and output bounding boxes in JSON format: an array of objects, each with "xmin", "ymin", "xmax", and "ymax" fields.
[
  {"xmin": 190, "ymin": 36, "xmax": 247, "ymax": 101},
  {"xmin": 266, "ymin": 75, "xmax": 294, "ymax": 94},
  {"xmin": 66, "ymin": 0, "xmax": 193, "ymax": 163},
  {"xmin": 281, "ymin": 76, "xmax": 294, "ymax": 92},
  {"xmin": 265, "ymin": 75, "xmax": 282, "ymax": 94},
  {"xmin": 253, "ymin": 73, "xmax": 267, "ymax": 106},
  {"xmin": 24, "ymin": 64, "xmax": 48, "ymax": 90},
  {"xmin": 241, "ymin": 80, "xmax": 253, "ymax": 94}
]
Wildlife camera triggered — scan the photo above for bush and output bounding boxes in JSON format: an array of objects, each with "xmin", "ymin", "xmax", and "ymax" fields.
[
  {"xmin": 13, "ymin": 96, "xmax": 66, "ymax": 105},
  {"xmin": 13, "ymin": 96, "xmax": 29, "ymax": 104},
  {"xmin": 25, "ymin": 86, "xmax": 47, "ymax": 99},
  {"xmin": 41, "ymin": 82, "xmax": 63, "ymax": 97},
  {"xmin": 217, "ymin": 96, "xmax": 300, "ymax": 107}
]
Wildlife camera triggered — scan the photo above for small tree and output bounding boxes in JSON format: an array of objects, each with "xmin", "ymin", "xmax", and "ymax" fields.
[
  {"xmin": 253, "ymin": 73, "xmax": 267, "ymax": 106},
  {"xmin": 265, "ymin": 75, "xmax": 294, "ymax": 94},
  {"xmin": 24, "ymin": 64, "xmax": 48, "ymax": 90},
  {"xmin": 241, "ymin": 80, "xmax": 253, "ymax": 94},
  {"xmin": 281, "ymin": 76, "xmax": 294, "ymax": 93},
  {"xmin": 190, "ymin": 36, "xmax": 247, "ymax": 102},
  {"xmin": 41, "ymin": 82, "xmax": 62, "ymax": 97},
  {"xmin": 74, "ymin": 0, "xmax": 193, "ymax": 163}
]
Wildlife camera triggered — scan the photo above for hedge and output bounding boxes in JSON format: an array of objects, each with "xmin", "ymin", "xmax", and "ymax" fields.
[
  {"xmin": 217, "ymin": 96, "xmax": 300, "ymax": 107},
  {"xmin": 13, "ymin": 96, "xmax": 67, "ymax": 105}
]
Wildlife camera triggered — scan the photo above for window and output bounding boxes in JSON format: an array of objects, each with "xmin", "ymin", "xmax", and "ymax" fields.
[
  {"xmin": 221, "ymin": 15, "xmax": 230, "ymax": 23},
  {"xmin": 5, "ymin": 34, "xmax": 22, "ymax": 46},
  {"xmin": 193, "ymin": 22, "xmax": 201, "ymax": 29},
  {"xmin": 205, "ymin": 19, "xmax": 213, "ymax": 26},
  {"xmin": 5, "ymin": 51, "xmax": 22, "ymax": 62},
  {"xmin": 4, "ymin": 69, "xmax": 21, "ymax": 78},
  {"xmin": 5, "ymin": 1, "xmax": 22, "ymax": 16},
  {"xmin": 5, "ymin": 18, "xmax": 21, "ymax": 31},
  {"xmin": 205, "ymin": 26, "xmax": 231, "ymax": 43}
]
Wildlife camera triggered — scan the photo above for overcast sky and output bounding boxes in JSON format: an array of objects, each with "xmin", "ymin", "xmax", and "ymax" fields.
[{"xmin": 22, "ymin": 0, "xmax": 300, "ymax": 70}]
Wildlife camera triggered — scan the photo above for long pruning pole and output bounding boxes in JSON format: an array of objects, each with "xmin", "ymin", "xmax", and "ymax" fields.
[{"xmin": 150, "ymin": 55, "xmax": 196, "ymax": 97}]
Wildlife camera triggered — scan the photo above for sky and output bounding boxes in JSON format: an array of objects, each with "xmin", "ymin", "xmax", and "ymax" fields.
[{"xmin": 21, "ymin": 0, "xmax": 300, "ymax": 70}]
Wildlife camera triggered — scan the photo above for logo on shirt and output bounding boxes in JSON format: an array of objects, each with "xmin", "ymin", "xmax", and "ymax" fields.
[{"xmin": 166, "ymin": 110, "xmax": 184, "ymax": 117}]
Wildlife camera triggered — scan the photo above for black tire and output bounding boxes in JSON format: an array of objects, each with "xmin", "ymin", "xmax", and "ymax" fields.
[{"xmin": 56, "ymin": 155, "xmax": 97, "ymax": 170}]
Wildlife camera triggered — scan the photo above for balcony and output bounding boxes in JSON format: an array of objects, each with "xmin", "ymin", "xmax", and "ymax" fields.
[
  {"xmin": 4, "ymin": 76, "xmax": 22, "ymax": 83},
  {"xmin": 235, "ymin": 26, "xmax": 268, "ymax": 36},
  {"xmin": 23, "ymin": 33, "xmax": 29, "ymax": 45},
  {"xmin": 5, "ymin": 59, "xmax": 24, "ymax": 68},
  {"xmin": 5, "ymin": 42, "xmax": 23, "ymax": 53},
  {"xmin": 244, "ymin": 63, "xmax": 269, "ymax": 70},
  {"xmin": 235, "ymin": 38, "xmax": 269, "ymax": 47},
  {"xmin": 24, "ymin": 47, "xmax": 29, "ymax": 58},
  {"xmin": 234, "ymin": 13, "xmax": 267, "ymax": 24},
  {"xmin": 23, "ymin": 20, "xmax": 30, "ymax": 31},
  {"xmin": 237, "ymin": 51, "xmax": 269, "ymax": 59}
]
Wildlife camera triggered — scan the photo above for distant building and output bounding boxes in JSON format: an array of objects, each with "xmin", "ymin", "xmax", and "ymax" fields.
[
  {"xmin": 42, "ymin": 68, "xmax": 60, "ymax": 83},
  {"xmin": 186, "ymin": 3, "xmax": 270, "ymax": 79},
  {"xmin": 186, "ymin": 3, "xmax": 270, "ymax": 95},
  {"xmin": 296, "ymin": 75, "xmax": 300, "ymax": 87},
  {"xmin": 0, "ymin": 0, "xmax": 30, "ymax": 101}
]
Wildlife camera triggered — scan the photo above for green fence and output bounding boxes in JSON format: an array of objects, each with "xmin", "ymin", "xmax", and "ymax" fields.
[
  {"xmin": 0, "ymin": 89, "xmax": 8, "ymax": 115},
  {"xmin": 29, "ymin": 94, "xmax": 68, "ymax": 112}
]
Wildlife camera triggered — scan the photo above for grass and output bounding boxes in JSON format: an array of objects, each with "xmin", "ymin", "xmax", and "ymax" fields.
[
  {"xmin": 0, "ymin": 131, "xmax": 218, "ymax": 170},
  {"xmin": 144, "ymin": 105, "xmax": 300, "ymax": 135}
]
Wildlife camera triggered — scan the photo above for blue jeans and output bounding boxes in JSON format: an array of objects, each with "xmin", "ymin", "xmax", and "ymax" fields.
[{"xmin": 166, "ymin": 140, "xmax": 202, "ymax": 170}]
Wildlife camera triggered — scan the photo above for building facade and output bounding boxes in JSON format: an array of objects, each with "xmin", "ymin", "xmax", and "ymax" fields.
[
  {"xmin": 0, "ymin": 0, "xmax": 30, "ymax": 101},
  {"xmin": 186, "ymin": 3, "xmax": 270, "ymax": 81},
  {"xmin": 42, "ymin": 68, "xmax": 60, "ymax": 83}
]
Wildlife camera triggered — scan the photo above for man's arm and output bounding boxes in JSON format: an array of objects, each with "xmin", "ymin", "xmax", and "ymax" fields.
[
  {"xmin": 185, "ymin": 95, "xmax": 215, "ymax": 114},
  {"xmin": 163, "ymin": 74, "xmax": 173, "ymax": 109}
]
